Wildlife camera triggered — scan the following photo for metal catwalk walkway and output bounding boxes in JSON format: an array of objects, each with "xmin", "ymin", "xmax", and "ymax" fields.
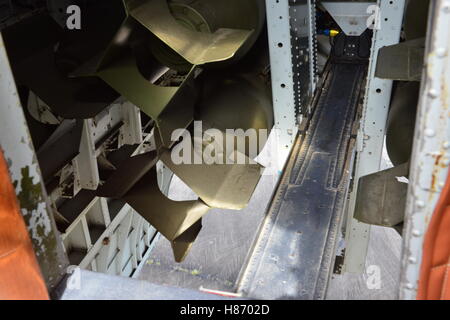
[{"xmin": 237, "ymin": 62, "xmax": 367, "ymax": 299}]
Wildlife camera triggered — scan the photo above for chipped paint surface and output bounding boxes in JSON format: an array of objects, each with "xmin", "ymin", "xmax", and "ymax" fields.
[
  {"xmin": 400, "ymin": 0, "xmax": 450, "ymax": 300},
  {"xmin": 14, "ymin": 166, "xmax": 52, "ymax": 242},
  {"xmin": 0, "ymin": 34, "xmax": 68, "ymax": 290}
]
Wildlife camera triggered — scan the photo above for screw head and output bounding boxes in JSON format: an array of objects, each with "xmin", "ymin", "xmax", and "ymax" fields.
[
  {"xmin": 416, "ymin": 200, "xmax": 425, "ymax": 209},
  {"xmin": 405, "ymin": 283, "xmax": 414, "ymax": 290},
  {"xmin": 428, "ymin": 89, "xmax": 439, "ymax": 98},
  {"xmin": 436, "ymin": 48, "xmax": 448, "ymax": 57},
  {"xmin": 408, "ymin": 256, "xmax": 417, "ymax": 264},
  {"xmin": 412, "ymin": 229, "xmax": 422, "ymax": 237},
  {"xmin": 443, "ymin": 4, "xmax": 450, "ymax": 13},
  {"xmin": 425, "ymin": 129, "xmax": 436, "ymax": 137}
]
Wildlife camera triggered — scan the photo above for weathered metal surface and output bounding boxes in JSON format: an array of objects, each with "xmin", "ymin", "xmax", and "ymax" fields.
[
  {"xmin": 0, "ymin": 33, "xmax": 69, "ymax": 291},
  {"xmin": 343, "ymin": 0, "xmax": 406, "ymax": 273},
  {"xmin": 400, "ymin": 0, "xmax": 450, "ymax": 300},
  {"xmin": 238, "ymin": 62, "xmax": 365, "ymax": 300},
  {"xmin": 290, "ymin": 0, "xmax": 317, "ymax": 116},
  {"xmin": 355, "ymin": 162, "xmax": 409, "ymax": 227},
  {"xmin": 0, "ymin": 149, "xmax": 49, "ymax": 299},
  {"xmin": 264, "ymin": 0, "xmax": 317, "ymax": 171},
  {"xmin": 376, "ymin": 38, "xmax": 425, "ymax": 81},
  {"xmin": 265, "ymin": 0, "xmax": 298, "ymax": 170}
]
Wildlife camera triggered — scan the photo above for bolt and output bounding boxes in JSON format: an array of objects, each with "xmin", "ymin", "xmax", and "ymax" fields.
[
  {"xmin": 416, "ymin": 200, "xmax": 425, "ymax": 209},
  {"xmin": 443, "ymin": 3, "xmax": 450, "ymax": 13},
  {"xmin": 405, "ymin": 283, "xmax": 414, "ymax": 290},
  {"xmin": 408, "ymin": 256, "xmax": 417, "ymax": 264},
  {"xmin": 428, "ymin": 89, "xmax": 439, "ymax": 98},
  {"xmin": 412, "ymin": 229, "xmax": 422, "ymax": 237},
  {"xmin": 436, "ymin": 48, "xmax": 448, "ymax": 58},
  {"xmin": 425, "ymin": 128, "xmax": 436, "ymax": 137}
]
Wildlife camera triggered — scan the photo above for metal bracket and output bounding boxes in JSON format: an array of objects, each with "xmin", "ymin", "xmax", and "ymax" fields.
[
  {"xmin": 321, "ymin": 1, "xmax": 375, "ymax": 36},
  {"xmin": 265, "ymin": 0, "xmax": 317, "ymax": 170},
  {"xmin": 343, "ymin": 0, "xmax": 406, "ymax": 274}
]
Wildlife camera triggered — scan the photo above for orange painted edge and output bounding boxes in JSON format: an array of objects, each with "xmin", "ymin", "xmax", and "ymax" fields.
[
  {"xmin": 0, "ymin": 150, "xmax": 49, "ymax": 300},
  {"xmin": 417, "ymin": 168, "xmax": 450, "ymax": 300}
]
